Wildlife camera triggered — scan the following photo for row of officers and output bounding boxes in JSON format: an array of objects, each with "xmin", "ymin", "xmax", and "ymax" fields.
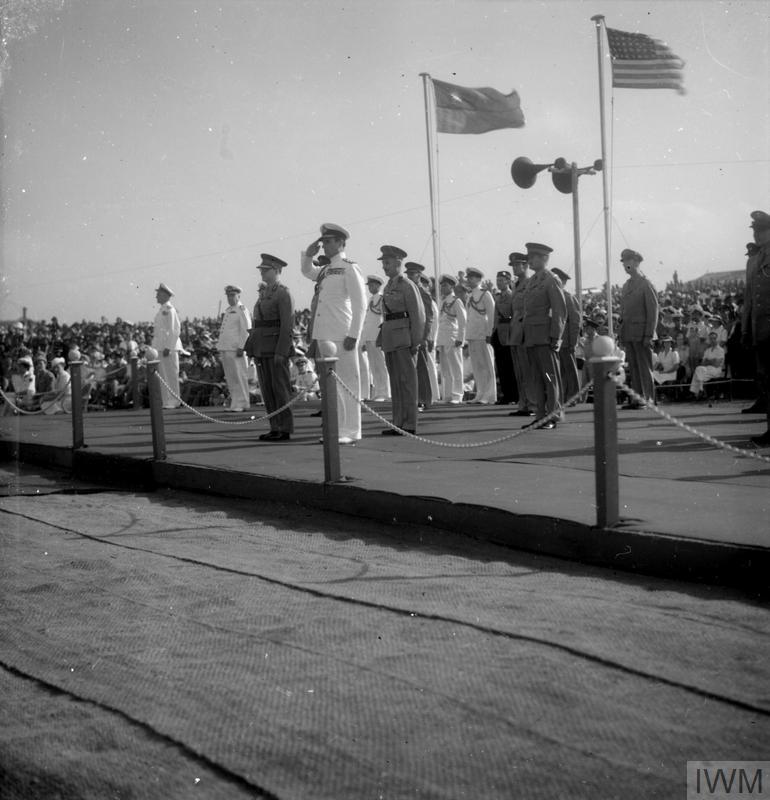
[{"xmin": 153, "ymin": 222, "xmax": 662, "ymax": 443}]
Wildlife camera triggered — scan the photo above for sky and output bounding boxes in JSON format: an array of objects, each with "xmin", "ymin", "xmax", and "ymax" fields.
[{"xmin": 1, "ymin": 0, "xmax": 768, "ymax": 325}]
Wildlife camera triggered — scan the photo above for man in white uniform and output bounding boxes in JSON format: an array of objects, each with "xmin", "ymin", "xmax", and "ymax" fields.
[
  {"xmin": 152, "ymin": 282, "xmax": 183, "ymax": 409},
  {"xmin": 216, "ymin": 285, "xmax": 253, "ymax": 412},
  {"xmin": 301, "ymin": 223, "xmax": 367, "ymax": 444},
  {"xmin": 361, "ymin": 275, "xmax": 390, "ymax": 401},
  {"xmin": 436, "ymin": 274, "xmax": 467, "ymax": 403},
  {"xmin": 464, "ymin": 267, "xmax": 497, "ymax": 404}
]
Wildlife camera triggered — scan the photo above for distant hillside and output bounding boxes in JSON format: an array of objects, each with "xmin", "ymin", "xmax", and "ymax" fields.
[{"xmin": 683, "ymin": 270, "xmax": 744, "ymax": 286}]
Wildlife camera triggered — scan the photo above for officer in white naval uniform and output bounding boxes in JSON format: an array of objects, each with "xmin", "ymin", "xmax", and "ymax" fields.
[
  {"xmin": 152, "ymin": 282, "xmax": 183, "ymax": 409},
  {"xmin": 361, "ymin": 275, "xmax": 390, "ymax": 401},
  {"xmin": 216, "ymin": 284, "xmax": 252, "ymax": 412},
  {"xmin": 436, "ymin": 274, "xmax": 467, "ymax": 403},
  {"xmin": 301, "ymin": 223, "xmax": 367, "ymax": 444},
  {"xmin": 464, "ymin": 267, "xmax": 497, "ymax": 404}
]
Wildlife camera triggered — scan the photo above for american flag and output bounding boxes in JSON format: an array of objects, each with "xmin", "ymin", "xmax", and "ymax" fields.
[{"xmin": 607, "ymin": 27, "xmax": 685, "ymax": 93}]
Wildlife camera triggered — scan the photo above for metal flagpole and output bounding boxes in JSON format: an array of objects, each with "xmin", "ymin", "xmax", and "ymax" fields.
[
  {"xmin": 591, "ymin": 14, "xmax": 614, "ymax": 337},
  {"xmin": 419, "ymin": 73, "xmax": 441, "ymax": 303}
]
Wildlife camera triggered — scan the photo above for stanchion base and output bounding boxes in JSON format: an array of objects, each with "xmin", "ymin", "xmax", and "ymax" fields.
[{"xmin": 324, "ymin": 475, "xmax": 358, "ymax": 485}]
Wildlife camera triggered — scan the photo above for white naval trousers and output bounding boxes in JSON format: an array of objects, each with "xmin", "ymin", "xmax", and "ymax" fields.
[
  {"xmin": 467, "ymin": 340, "xmax": 496, "ymax": 404},
  {"xmin": 324, "ymin": 339, "xmax": 362, "ymax": 440},
  {"xmin": 158, "ymin": 351, "xmax": 181, "ymax": 408},
  {"xmin": 365, "ymin": 340, "xmax": 390, "ymax": 400},
  {"xmin": 438, "ymin": 344, "xmax": 464, "ymax": 402},
  {"xmin": 220, "ymin": 350, "xmax": 250, "ymax": 410}
]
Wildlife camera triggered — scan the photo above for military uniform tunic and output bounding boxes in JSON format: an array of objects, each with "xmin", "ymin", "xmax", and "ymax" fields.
[
  {"xmin": 152, "ymin": 300, "xmax": 183, "ymax": 409},
  {"xmin": 522, "ymin": 269, "xmax": 566, "ymax": 419},
  {"xmin": 379, "ymin": 274, "xmax": 425, "ymax": 431},
  {"xmin": 492, "ymin": 287, "xmax": 516, "ymax": 404},
  {"xmin": 436, "ymin": 294, "xmax": 467, "ymax": 403},
  {"xmin": 619, "ymin": 272, "xmax": 659, "ymax": 404},
  {"xmin": 743, "ymin": 242, "xmax": 770, "ymax": 427}
]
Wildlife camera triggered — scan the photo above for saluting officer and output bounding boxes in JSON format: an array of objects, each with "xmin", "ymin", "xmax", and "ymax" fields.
[
  {"xmin": 521, "ymin": 243, "xmax": 566, "ymax": 429},
  {"xmin": 302, "ymin": 223, "xmax": 367, "ymax": 444},
  {"xmin": 551, "ymin": 268, "xmax": 582, "ymax": 405},
  {"xmin": 245, "ymin": 254, "xmax": 294, "ymax": 441},
  {"xmin": 378, "ymin": 246, "xmax": 425, "ymax": 435}
]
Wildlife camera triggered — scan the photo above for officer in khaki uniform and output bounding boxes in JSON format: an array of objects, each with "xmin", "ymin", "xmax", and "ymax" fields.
[
  {"xmin": 492, "ymin": 269, "xmax": 516, "ymax": 405},
  {"xmin": 245, "ymin": 254, "xmax": 295, "ymax": 441},
  {"xmin": 377, "ymin": 246, "xmax": 425, "ymax": 435},
  {"xmin": 551, "ymin": 268, "xmax": 582, "ymax": 405},
  {"xmin": 618, "ymin": 248, "xmax": 658, "ymax": 409},
  {"xmin": 405, "ymin": 261, "xmax": 436, "ymax": 409},
  {"xmin": 522, "ymin": 242, "xmax": 567, "ymax": 429},
  {"xmin": 742, "ymin": 210, "xmax": 770, "ymax": 446},
  {"xmin": 508, "ymin": 252, "xmax": 536, "ymax": 417}
]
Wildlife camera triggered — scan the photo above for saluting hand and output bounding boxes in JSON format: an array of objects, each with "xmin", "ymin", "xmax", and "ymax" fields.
[{"xmin": 306, "ymin": 238, "xmax": 322, "ymax": 257}]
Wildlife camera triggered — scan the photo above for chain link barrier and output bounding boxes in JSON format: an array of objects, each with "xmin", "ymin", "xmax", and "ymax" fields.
[
  {"xmin": 156, "ymin": 372, "xmax": 304, "ymax": 426},
  {"xmin": 331, "ymin": 370, "xmax": 593, "ymax": 448},
  {"xmin": 612, "ymin": 377, "xmax": 770, "ymax": 465},
  {"xmin": 0, "ymin": 387, "xmax": 70, "ymax": 416}
]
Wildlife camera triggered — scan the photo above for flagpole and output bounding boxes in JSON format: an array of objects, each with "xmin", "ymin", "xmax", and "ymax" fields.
[
  {"xmin": 591, "ymin": 14, "xmax": 614, "ymax": 337},
  {"xmin": 419, "ymin": 73, "xmax": 441, "ymax": 302}
]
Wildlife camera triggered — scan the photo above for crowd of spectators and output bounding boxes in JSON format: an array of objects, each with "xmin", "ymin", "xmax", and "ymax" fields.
[{"xmin": 0, "ymin": 272, "xmax": 756, "ymax": 414}]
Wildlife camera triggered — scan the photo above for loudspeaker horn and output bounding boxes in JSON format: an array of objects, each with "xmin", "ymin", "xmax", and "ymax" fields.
[{"xmin": 511, "ymin": 157, "xmax": 554, "ymax": 189}]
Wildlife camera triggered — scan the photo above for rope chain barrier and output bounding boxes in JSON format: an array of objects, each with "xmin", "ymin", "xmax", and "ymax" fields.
[
  {"xmin": 156, "ymin": 372, "xmax": 304, "ymax": 426},
  {"xmin": 611, "ymin": 377, "xmax": 770, "ymax": 465},
  {"xmin": 0, "ymin": 387, "xmax": 70, "ymax": 416},
  {"xmin": 331, "ymin": 370, "xmax": 593, "ymax": 448}
]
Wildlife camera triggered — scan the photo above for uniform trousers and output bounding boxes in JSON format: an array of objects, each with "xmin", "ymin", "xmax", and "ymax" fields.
[
  {"xmin": 491, "ymin": 331, "xmax": 517, "ymax": 403},
  {"xmin": 256, "ymin": 356, "xmax": 294, "ymax": 434},
  {"xmin": 365, "ymin": 340, "xmax": 390, "ymax": 399},
  {"xmin": 157, "ymin": 351, "xmax": 181, "ymax": 408},
  {"xmin": 625, "ymin": 341, "xmax": 655, "ymax": 403},
  {"xmin": 438, "ymin": 344, "xmax": 464, "ymax": 402},
  {"xmin": 385, "ymin": 348, "xmax": 418, "ymax": 431},
  {"xmin": 220, "ymin": 350, "xmax": 250, "ymax": 410},
  {"xmin": 416, "ymin": 348, "xmax": 435, "ymax": 407},
  {"xmin": 358, "ymin": 347, "xmax": 370, "ymax": 400},
  {"xmin": 317, "ymin": 339, "xmax": 361, "ymax": 440},
  {"xmin": 467, "ymin": 340, "xmax": 497, "ymax": 403},
  {"xmin": 510, "ymin": 345, "xmax": 536, "ymax": 412},
  {"xmin": 558, "ymin": 349, "xmax": 581, "ymax": 404},
  {"xmin": 526, "ymin": 345, "xmax": 562, "ymax": 418}
]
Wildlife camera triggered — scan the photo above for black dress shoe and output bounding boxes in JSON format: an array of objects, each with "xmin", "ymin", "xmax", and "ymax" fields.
[
  {"xmin": 742, "ymin": 404, "xmax": 767, "ymax": 415},
  {"xmin": 381, "ymin": 428, "xmax": 403, "ymax": 436},
  {"xmin": 509, "ymin": 409, "xmax": 535, "ymax": 417},
  {"xmin": 539, "ymin": 420, "xmax": 557, "ymax": 430},
  {"xmin": 750, "ymin": 430, "xmax": 770, "ymax": 446},
  {"xmin": 259, "ymin": 431, "xmax": 290, "ymax": 441},
  {"xmin": 310, "ymin": 409, "xmax": 323, "ymax": 417}
]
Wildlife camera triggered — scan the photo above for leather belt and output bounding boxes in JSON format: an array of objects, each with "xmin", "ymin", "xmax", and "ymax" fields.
[
  {"xmin": 253, "ymin": 319, "xmax": 280, "ymax": 328},
  {"xmin": 385, "ymin": 311, "xmax": 409, "ymax": 321}
]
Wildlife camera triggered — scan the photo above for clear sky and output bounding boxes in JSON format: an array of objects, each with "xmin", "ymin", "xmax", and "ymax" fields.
[{"xmin": 1, "ymin": 0, "xmax": 768, "ymax": 324}]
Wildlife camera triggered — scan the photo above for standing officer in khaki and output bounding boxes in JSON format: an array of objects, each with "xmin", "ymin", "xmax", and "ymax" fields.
[
  {"xmin": 508, "ymin": 252, "xmax": 536, "ymax": 417},
  {"xmin": 492, "ymin": 269, "xmax": 516, "ymax": 405},
  {"xmin": 618, "ymin": 248, "xmax": 658, "ymax": 409},
  {"xmin": 405, "ymin": 262, "xmax": 436, "ymax": 409},
  {"xmin": 301, "ymin": 223, "xmax": 366, "ymax": 444},
  {"xmin": 522, "ymin": 243, "xmax": 566, "ymax": 429},
  {"xmin": 378, "ymin": 246, "xmax": 425, "ymax": 435},
  {"xmin": 245, "ymin": 254, "xmax": 294, "ymax": 441},
  {"xmin": 216, "ymin": 285, "xmax": 252, "ymax": 412},
  {"xmin": 742, "ymin": 210, "xmax": 770, "ymax": 446},
  {"xmin": 551, "ymin": 268, "xmax": 581, "ymax": 405}
]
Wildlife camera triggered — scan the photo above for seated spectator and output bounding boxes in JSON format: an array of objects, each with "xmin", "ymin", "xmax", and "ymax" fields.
[
  {"xmin": 41, "ymin": 357, "xmax": 72, "ymax": 414},
  {"xmin": 653, "ymin": 337, "xmax": 681, "ymax": 385},
  {"xmin": 689, "ymin": 331, "xmax": 725, "ymax": 399},
  {"xmin": 34, "ymin": 356, "xmax": 55, "ymax": 394},
  {"xmin": 293, "ymin": 356, "xmax": 319, "ymax": 401},
  {"xmin": 3, "ymin": 355, "xmax": 37, "ymax": 413}
]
